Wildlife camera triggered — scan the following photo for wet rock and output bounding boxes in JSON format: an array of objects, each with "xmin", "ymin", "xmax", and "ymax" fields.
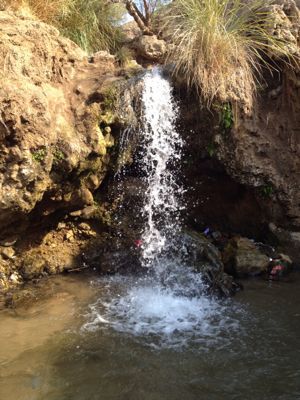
[
  {"xmin": 5, "ymin": 289, "xmax": 38, "ymax": 308},
  {"xmin": 235, "ymin": 251, "xmax": 269, "ymax": 277},
  {"xmin": 22, "ymin": 254, "xmax": 48, "ymax": 280},
  {"xmin": 223, "ymin": 237, "xmax": 270, "ymax": 277},
  {"xmin": 181, "ymin": 231, "xmax": 223, "ymax": 272},
  {"xmin": 218, "ymin": 273, "xmax": 242, "ymax": 297},
  {"xmin": 180, "ymin": 231, "xmax": 237, "ymax": 296},
  {"xmin": 269, "ymin": 223, "xmax": 300, "ymax": 263}
]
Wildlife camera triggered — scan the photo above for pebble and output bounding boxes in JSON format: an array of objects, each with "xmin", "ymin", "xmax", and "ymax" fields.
[
  {"xmin": 9, "ymin": 272, "xmax": 22, "ymax": 284},
  {"xmin": 65, "ymin": 231, "xmax": 74, "ymax": 242},
  {"xmin": 0, "ymin": 237, "xmax": 18, "ymax": 247},
  {"xmin": 78, "ymin": 222, "xmax": 91, "ymax": 231},
  {"xmin": 57, "ymin": 222, "xmax": 67, "ymax": 230},
  {"xmin": 1, "ymin": 247, "xmax": 15, "ymax": 260}
]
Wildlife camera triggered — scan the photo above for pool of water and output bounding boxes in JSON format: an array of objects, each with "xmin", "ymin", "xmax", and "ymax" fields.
[{"xmin": 0, "ymin": 272, "xmax": 299, "ymax": 400}]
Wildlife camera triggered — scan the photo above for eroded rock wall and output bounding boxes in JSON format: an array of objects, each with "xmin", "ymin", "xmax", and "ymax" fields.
[
  {"xmin": 181, "ymin": 1, "xmax": 300, "ymax": 261},
  {"xmin": 0, "ymin": 11, "xmax": 126, "ymax": 293},
  {"xmin": 0, "ymin": 12, "xmax": 117, "ymax": 240}
]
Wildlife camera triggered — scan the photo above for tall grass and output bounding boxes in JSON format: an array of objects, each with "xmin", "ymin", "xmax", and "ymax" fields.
[
  {"xmin": 163, "ymin": 0, "xmax": 297, "ymax": 107},
  {"xmin": 56, "ymin": 0, "xmax": 125, "ymax": 54},
  {"xmin": 0, "ymin": 0, "xmax": 125, "ymax": 54}
]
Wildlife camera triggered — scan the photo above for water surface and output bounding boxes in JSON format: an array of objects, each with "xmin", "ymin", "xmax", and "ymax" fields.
[{"xmin": 0, "ymin": 273, "xmax": 299, "ymax": 400}]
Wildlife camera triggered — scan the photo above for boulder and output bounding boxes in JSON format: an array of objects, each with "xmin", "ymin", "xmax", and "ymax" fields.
[
  {"xmin": 121, "ymin": 21, "xmax": 141, "ymax": 44},
  {"xmin": 179, "ymin": 231, "xmax": 238, "ymax": 296},
  {"xmin": 133, "ymin": 35, "xmax": 167, "ymax": 61},
  {"xmin": 223, "ymin": 237, "xmax": 270, "ymax": 277},
  {"xmin": 269, "ymin": 223, "xmax": 300, "ymax": 264}
]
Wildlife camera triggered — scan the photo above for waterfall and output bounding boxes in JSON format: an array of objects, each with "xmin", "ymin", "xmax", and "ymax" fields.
[
  {"xmin": 83, "ymin": 68, "xmax": 240, "ymax": 349},
  {"xmin": 140, "ymin": 67, "xmax": 184, "ymax": 267}
]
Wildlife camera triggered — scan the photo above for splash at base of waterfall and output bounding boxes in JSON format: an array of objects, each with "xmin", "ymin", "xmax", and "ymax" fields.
[{"xmin": 82, "ymin": 274, "xmax": 242, "ymax": 350}]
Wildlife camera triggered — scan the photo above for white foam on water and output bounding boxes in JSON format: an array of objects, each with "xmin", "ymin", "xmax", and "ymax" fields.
[{"xmin": 82, "ymin": 275, "xmax": 242, "ymax": 350}]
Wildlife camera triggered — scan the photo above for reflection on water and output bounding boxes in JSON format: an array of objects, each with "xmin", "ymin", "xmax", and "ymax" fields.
[{"xmin": 0, "ymin": 273, "xmax": 300, "ymax": 400}]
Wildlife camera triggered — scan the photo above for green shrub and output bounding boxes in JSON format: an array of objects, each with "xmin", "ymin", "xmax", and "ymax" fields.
[
  {"xmin": 261, "ymin": 184, "xmax": 273, "ymax": 197},
  {"xmin": 220, "ymin": 102, "xmax": 234, "ymax": 132}
]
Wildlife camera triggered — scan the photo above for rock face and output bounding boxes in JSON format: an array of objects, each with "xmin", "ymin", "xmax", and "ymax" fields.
[
  {"xmin": 0, "ymin": 11, "xmax": 129, "ymax": 294},
  {"xmin": 0, "ymin": 11, "xmax": 116, "ymax": 239},
  {"xmin": 215, "ymin": 64, "xmax": 300, "ymax": 229},
  {"xmin": 214, "ymin": 1, "xmax": 300, "ymax": 230},
  {"xmin": 179, "ymin": 0, "xmax": 300, "ymax": 262}
]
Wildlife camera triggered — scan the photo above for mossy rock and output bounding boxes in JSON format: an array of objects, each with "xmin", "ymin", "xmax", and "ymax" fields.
[{"xmin": 22, "ymin": 252, "xmax": 47, "ymax": 280}]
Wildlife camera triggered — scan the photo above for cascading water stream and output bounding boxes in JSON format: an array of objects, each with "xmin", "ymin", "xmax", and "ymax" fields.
[
  {"xmin": 83, "ymin": 68, "xmax": 241, "ymax": 348},
  {"xmin": 140, "ymin": 67, "xmax": 184, "ymax": 268}
]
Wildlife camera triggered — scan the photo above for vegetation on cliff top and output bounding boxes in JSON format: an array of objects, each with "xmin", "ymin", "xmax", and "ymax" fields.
[
  {"xmin": 0, "ymin": 0, "xmax": 125, "ymax": 53},
  {"xmin": 163, "ymin": 0, "xmax": 297, "ymax": 107},
  {"xmin": 1, "ymin": 0, "xmax": 298, "ymax": 106}
]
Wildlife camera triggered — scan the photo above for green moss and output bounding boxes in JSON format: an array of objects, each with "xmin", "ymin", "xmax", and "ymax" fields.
[
  {"xmin": 32, "ymin": 148, "xmax": 47, "ymax": 163},
  {"xmin": 206, "ymin": 142, "xmax": 216, "ymax": 158},
  {"xmin": 52, "ymin": 148, "xmax": 65, "ymax": 165},
  {"xmin": 78, "ymin": 156, "xmax": 103, "ymax": 175},
  {"xmin": 260, "ymin": 184, "xmax": 273, "ymax": 198},
  {"xmin": 102, "ymin": 86, "xmax": 118, "ymax": 111},
  {"xmin": 220, "ymin": 103, "xmax": 234, "ymax": 133}
]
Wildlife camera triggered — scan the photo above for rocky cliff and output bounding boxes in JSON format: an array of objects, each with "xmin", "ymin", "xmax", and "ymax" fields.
[
  {"xmin": 1, "ymin": 1, "xmax": 300, "ymax": 298},
  {"xmin": 179, "ymin": 0, "xmax": 300, "ymax": 261},
  {"xmin": 0, "ymin": 11, "xmax": 122, "ymax": 292},
  {"xmin": 0, "ymin": 12, "xmax": 118, "ymax": 236}
]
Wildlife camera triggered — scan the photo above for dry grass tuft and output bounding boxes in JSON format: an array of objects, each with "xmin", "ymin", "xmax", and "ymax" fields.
[
  {"xmin": 0, "ymin": 0, "xmax": 125, "ymax": 54},
  {"xmin": 163, "ymin": 0, "xmax": 297, "ymax": 108}
]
